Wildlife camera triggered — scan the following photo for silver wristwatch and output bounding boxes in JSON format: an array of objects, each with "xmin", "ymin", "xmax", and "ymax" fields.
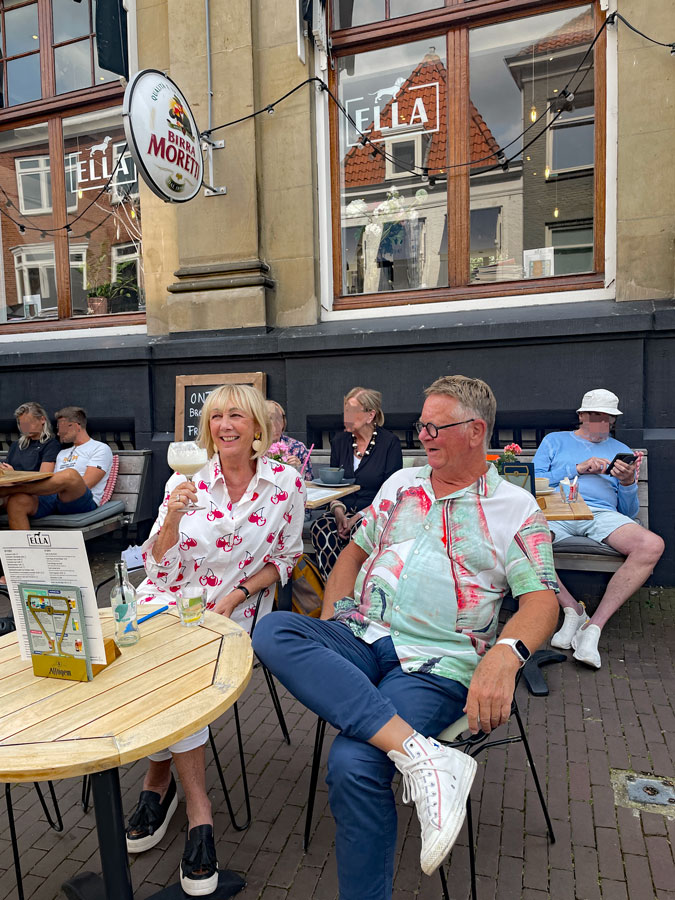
[{"xmin": 495, "ymin": 638, "xmax": 531, "ymax": 666}]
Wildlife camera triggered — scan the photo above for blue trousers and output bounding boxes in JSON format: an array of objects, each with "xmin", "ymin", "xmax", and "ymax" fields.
[{"xmin": 252, "ymin": 613, "xmax": 468, "ymax": 900}]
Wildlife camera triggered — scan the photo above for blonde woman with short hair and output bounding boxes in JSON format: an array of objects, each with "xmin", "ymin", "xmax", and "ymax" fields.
[{"xmin": 130, "ymin": 383, "xmax": 305, "ymax": 896}]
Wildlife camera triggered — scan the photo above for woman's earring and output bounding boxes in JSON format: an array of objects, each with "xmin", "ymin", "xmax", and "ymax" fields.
[{"xmin": 252, "ymin": 432, "xmax": 263, "ymax": 453}]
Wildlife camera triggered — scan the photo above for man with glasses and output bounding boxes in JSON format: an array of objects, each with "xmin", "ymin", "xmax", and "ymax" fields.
[
  {"xmin": 253, "ymin": 375, "xmax": 558, "ymax": 900},
  {"xmin": 0, "ymin": 407, "xmax": 113, "ymax": 530}
]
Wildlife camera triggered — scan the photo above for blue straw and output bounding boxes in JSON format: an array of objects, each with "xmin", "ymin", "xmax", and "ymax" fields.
[{"xmin": 125, "ymin": 605, "xmax": 169, "ymax": 632}]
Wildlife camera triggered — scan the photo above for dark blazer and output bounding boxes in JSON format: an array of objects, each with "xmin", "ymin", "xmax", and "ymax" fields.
[{"xmin": 330, "ymin": 428, "xmax": 403, "ymax": 511}]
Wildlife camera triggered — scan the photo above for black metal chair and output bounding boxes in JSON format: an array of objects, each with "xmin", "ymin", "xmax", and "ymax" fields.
[
  {"xmin": 435, "ymin": 685, "xmax": 555, "ymax": 900},
  {"xmin": 302, "ymin": 674, "xmax": 555, "ymax": 900}
]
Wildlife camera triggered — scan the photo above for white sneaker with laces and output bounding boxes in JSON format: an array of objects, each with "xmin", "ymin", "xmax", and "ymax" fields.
[
  {"xmin": 572, "ymin": 623, "xmax": 602, "ymax": 668},
  {"xmin": 388, "ymin": 733, "xmax": 477, "ymax": 876},
  {"xmin": 550, "ymin": 604, "xmax": 589, "ymax": 650}
]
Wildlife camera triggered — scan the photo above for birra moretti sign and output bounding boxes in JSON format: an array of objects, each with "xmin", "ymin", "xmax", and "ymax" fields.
[{"xmin": 123, "ymin": 69, "xmax": 203, "ymax": 203}]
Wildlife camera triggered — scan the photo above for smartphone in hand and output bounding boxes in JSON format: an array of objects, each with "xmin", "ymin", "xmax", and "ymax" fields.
[{"xmin": 607, "ymin": 453, "xmax": 637, "ymax": 475}]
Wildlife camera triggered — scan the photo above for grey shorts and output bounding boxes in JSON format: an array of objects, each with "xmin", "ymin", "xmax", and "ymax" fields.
[{"xmin": 550, "ymin": 507, "xmax": 637, "ymax": 544}]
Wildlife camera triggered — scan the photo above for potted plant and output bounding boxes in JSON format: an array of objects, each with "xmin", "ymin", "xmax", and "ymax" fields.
[{"xmin": 87, "ymin": 282, "xmax": 114, "ymax": 315}]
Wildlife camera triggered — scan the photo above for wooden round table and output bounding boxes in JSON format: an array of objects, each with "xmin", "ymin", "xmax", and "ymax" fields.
[{"xmin": 0, "ymin": 608, "xmax": 253, "ymax": 899}]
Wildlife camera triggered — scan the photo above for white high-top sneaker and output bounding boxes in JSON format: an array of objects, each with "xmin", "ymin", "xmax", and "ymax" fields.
[
  {"xmin": 389, "ymin": 733, "xmax": 477, "ymax": 876},
  {"xmin": 550, "ymin": 604, "xmax": 589, "ymax": 649},
  {"xmin": 572, "ymin": 623, "xmax": 602, "ymax": 668}
]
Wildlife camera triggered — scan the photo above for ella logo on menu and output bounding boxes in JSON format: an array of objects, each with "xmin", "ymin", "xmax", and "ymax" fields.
[
  {"xmin": 27, "ymin": 532, "xmax": 51, "ymax": 547},
  {"xmin": 123, "ymin": 70, "xmax": 204, "ymax": 203}
]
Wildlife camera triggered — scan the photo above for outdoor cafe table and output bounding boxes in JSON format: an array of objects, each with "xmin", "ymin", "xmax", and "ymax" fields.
[
  {"xmin": 537, "ymin": 491, "xmax": 594, "ymax": 521},
  {"xmin": 0, "ymin": 608, "xmax": 253, "ymax": 900},
  {"xmin": 305, "ymin": 482, "xmax": 360, "ymax": 510}
]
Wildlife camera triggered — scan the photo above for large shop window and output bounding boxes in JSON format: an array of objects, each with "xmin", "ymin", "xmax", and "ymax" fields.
[
  {"xmin": 331, "ymin": 1, "xmax": 604, "ymax": 307},
  {"xmin": 0, "ymin": 0, "xmax": 139, "ymax": 330}
]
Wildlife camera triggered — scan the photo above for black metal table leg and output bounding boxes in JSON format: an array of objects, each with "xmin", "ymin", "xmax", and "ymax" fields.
[
  {"xmin": 61, "ymin": 767, "xmax": 246, "ymax": 900},
  {"xmin": 62, "ymin": 769, "xmax": 132, "ymax": 900}
]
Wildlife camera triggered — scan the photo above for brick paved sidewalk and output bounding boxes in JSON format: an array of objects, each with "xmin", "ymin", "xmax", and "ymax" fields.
[{"xmin": 1, "ymin": 568, "xmax": 673, "ymax": 900}]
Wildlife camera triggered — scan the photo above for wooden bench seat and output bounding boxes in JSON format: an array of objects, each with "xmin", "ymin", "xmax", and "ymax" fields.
[
  {"xmin": 307, "ymin": 447, "xmax": 648, "ymax": 574},
  {"xmin": 0, "ymin": 449, "xmax": 153, "ymax": 541}
]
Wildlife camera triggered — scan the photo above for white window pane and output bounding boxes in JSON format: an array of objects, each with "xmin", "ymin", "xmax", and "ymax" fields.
[
  {"xmin": 52, "ymin": 0, "xmax": 91, "ymax": 44},
  {"xmin": 55, "ymin": 39, "xmax": 92, "ymax": 94},
  {"xmin": 4, "ymin": 3, "xmax": 39, "ymax": 55},
  {"xmin": 21, "ymin": 172, "xmax": 44, "ymax": 210},
  {"xmin": 7, "ymin": 54, "xmax": 41, "ymax": 105}
]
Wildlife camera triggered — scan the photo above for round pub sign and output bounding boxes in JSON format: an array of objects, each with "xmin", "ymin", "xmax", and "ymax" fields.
[{"xmin": 123, "ymin": 69, "xmax": 203, "ymax": 203}]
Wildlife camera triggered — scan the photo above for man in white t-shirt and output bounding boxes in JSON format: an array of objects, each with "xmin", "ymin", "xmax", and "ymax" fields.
[{"xmin": 0, "ymin": 407, "xmax": 113, "ymax": 529}]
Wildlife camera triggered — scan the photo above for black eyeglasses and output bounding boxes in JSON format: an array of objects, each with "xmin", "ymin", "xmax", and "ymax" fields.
[{"xmin": 414, "ymin": 419, "xmax": 475, "ymax": 439}]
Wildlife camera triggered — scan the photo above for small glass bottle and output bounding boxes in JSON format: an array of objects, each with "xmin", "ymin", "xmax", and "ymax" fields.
[{"xmin": 110, "ymin": 561, "xmax": 140, "ymax": 646}]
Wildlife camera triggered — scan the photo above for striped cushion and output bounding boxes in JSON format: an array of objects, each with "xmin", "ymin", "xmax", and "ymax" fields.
[{"xmin": 100, "ymin": 454, "xmax": 119, "ymax": 505}]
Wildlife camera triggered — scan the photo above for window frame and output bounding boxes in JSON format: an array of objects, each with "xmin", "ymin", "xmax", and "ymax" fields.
[
  {"xmin": 327, "ymin": 0, "xmax": 607, "ymax": 311},
  {"xmin": 0, "ymin": 0, "xmax": 142, "ymax": 334}
]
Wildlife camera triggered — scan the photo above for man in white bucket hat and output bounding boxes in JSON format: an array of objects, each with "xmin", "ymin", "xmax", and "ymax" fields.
[{"xmin": 533, "ymin": 389, "xmax": 664, "ymax": 669}]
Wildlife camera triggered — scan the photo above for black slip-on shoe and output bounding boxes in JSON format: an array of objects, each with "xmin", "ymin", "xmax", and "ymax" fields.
[
  {"xmin": 180, "ymin": 824, "xmax": 219, "ymax": 896},
  {"xmin": 125, "ymin": 775, "xmax": 178, "ymax": 853}
]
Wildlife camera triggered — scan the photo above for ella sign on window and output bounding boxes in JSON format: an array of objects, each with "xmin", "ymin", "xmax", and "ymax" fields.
[
  {"xmin": 123, "ymin": 69, "xmax": 204, "ymax": 203},
  {"xmin": 344, "ymin": 79, "xmax": 439, "ymax": 148}
]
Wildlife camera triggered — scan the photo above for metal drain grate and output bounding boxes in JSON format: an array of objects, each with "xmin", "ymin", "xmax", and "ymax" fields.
[
  {"xmin": 625, "ymin": 776, "xmax": 675, "ymax": 807},
  {"xmin": 611, "ymin": 769, "xmax": 675, "ymax": 815}
]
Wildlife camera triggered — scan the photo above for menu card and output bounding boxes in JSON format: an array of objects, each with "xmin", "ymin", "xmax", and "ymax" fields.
[{"xmin": 0, "ymin": 530, "xmax": 105, "ymax": 664}]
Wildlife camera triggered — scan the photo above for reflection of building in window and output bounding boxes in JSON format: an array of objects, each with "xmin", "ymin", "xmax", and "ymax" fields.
[
  {"xmin": 112, "ymin": 141, "xmax": 139, "ymax": 203},
  {"xmin": 112, "ymin": 242, "xmax": 141, "ymax": 283},
  {"xmin": 546, "ymin": 220, "xmax": 593, "ymax": 275},
  {"xmin": 10, "ymin": 243, "xmax": 87, "ymax": 319},
  {"xmin": 384, "ymin": 133, "xmax": 432, "ymax": 180},
  {"xmin": 340, "ymin": 46, "xmax": 449, "ymax": 294},
  {"xmin": 506, "ymin": 8, "xmax": 595, "ymax": 268},
  {"xmin": 15, "ymin": 153, "xmax": 78, "ymax": 215},
  {"xmin": 547, "ymin": 92, "xmax": 594, "ymax": 173}
]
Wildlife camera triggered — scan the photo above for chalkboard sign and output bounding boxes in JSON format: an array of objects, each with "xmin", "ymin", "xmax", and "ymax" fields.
[{"xmin": 174, "ymin": 373, "xmax": 267, "ymax": 440}]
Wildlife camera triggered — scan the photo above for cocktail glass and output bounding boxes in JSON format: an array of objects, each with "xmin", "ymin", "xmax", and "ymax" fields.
[{"xmin": 167, "ymin": 441, "xmax": 208, "ymax": 510}]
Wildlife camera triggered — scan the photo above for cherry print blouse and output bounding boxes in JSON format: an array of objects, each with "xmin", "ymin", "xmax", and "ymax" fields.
[{"xmin": 137, "ymin": 453, "xmax": 306, "ymax": 631}]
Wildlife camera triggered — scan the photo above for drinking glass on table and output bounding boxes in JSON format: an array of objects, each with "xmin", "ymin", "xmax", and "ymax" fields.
[
  {"xmin": 176, "ymin": 587, "xmax": 206, "ymax": 627},
  {"xmin": 167, "ymin": 441, "xmax": 208, "ymax": 510}
]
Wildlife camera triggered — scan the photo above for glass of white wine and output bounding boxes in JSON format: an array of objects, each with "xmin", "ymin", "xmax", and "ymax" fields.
[{"xmin": 167, "ymin": 441, "xmax": 209, "ymax": 511}]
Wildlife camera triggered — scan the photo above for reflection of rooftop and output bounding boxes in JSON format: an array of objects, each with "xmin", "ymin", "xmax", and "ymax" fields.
[
  {"xmin": 343, "ymin": 52, "xmax": 500, "ymax": 188},
  {"xmin": 515, "ymin": 8, "xmax": 594, "ymax": 58}
]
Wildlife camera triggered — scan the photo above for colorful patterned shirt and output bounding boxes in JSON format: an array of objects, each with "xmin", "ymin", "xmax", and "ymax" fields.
[
  {"xmin": 335, "ymin": 464, "xmax": 557, "ymax": 688},
  {"xmin": 138, "ymin": 453, "xmax": 305, "ymax": 631},
  {"xmin": 281, "ymin": 433, "xmax": 314, "ymax": 481}
]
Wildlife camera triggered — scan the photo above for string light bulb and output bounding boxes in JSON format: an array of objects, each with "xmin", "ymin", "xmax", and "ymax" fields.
[
  {"xmin": 78, "ymin": 189, "xmax": 83, "ymax": 199},
  {"xmin": 553, "ymin": 207, "xmax": 559, "ymax": 218},
  {"xmin": 530, "ymin": 105, "xmax": 537, "ymax": 123},
  {"xmin": 130, "ymin": 209, "xmax": 136, "ymax": 218},
  {"xmin": 544, "ymin": 165, "xmax": 550, "ymax": 179}
]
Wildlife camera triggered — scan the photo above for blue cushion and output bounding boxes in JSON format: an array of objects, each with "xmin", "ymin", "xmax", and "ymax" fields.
[
  {"xmin": 0, "ymin": 499, "xmax": 127, "ymax": 530},
  {"xmin": 553, "ymin": 536, "xmax": 623, "ymax": 557}
]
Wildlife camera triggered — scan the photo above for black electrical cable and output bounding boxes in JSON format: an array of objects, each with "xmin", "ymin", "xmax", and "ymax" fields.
[{"xmin": 612, "ymin": 11, "xmax": 675, "ymax": 51}]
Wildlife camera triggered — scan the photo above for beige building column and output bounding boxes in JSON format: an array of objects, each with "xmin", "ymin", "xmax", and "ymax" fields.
[
  {"xmin": 137, "ymin": 0, "xmax": 319, "ymax": 334},
  {"xmin": 616, "ymin": 0, "xmax": 675, "ymax": 301}
]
